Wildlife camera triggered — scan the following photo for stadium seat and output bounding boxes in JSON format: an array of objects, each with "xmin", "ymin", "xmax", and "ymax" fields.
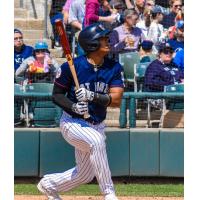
[
  {"xmin": 14, "ymin": 84, "xmax": 25, "ymax": 126},
  {"xmin": 24, "ymin": 83, "xmax": 61, "ymax": 127},
  {"xmin": 135, "ymin": 62, "xmax": 150, "ymax": 92},
  {"xmin": 119, "ymin": 52, "xmax": 140, "ymax": 91},
  {"xmin": 164, "ymin": 84, "xmax": 184, "ymax": 110}
]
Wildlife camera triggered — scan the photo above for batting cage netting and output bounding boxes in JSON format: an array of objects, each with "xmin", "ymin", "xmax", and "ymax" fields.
[{"xmin": 14, "ymin": 0, "xmax": 184, "ymax": 128}]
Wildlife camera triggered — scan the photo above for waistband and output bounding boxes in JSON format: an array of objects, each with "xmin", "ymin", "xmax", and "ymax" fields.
[{"xmin": 63, "ymin": 112, "xmax": 100, "ymax": 125}]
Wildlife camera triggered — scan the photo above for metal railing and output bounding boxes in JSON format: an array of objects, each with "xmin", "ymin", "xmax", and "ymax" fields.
[{"xmin": 119, "ymin": 92, "xmax": 184, "ymax": 128}]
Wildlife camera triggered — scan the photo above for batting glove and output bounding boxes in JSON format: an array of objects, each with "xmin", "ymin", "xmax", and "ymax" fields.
[
  {"xmin": 75, "ymin": 88, "xmax": 94, "ymax": 102},
  {"xmin": 72, "ymin": 101, "xmax": 88, "ymax": 115}
]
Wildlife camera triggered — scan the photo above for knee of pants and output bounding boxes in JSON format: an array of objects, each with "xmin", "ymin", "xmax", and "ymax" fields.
[
  {"xmin": 40, "ymin": 177, "xmax": 57, "ymax": 193},
  {"xmin": 80, "ymin": 173, "xmax": 95, "ymax": 184}
]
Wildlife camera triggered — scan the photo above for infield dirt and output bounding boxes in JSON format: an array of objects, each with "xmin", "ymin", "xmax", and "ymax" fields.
[{"xmin": 14, "ymin": 195, "xmax": 183, "ymax": 200}]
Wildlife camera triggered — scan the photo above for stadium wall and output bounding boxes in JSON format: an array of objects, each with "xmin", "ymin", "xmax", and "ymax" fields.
[{"xmin": 14, "ymin": 128, "xmax": 184, "ymax": 177}]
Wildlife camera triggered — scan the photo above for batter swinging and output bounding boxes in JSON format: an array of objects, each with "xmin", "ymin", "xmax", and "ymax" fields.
[{"xmin": 37, "ymin": 23, "xmax": 124, "ymax": 200}]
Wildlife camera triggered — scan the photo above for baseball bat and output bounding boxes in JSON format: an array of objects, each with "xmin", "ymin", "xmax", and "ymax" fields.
[{"xmin": 55, "ymin": 19, "xmax": 90, "ymax": 119}]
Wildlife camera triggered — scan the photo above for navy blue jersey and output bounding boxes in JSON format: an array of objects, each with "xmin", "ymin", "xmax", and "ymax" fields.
[
  {"xmin": 55, "ymin": 55, "xmax": 124, "ymax": 123},
  {"xmin": 144, "ymin": 59, "xmax": 184, "ymax": 92},
  {"xmin": 14, "ymin": 45, "xmax": 34, "ymax": 71}
]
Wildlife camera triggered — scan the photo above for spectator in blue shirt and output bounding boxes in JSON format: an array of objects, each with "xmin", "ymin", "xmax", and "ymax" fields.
[
  {"xmin": 144, "ymin": 43, "xmax": 184, "ymax": 92},
  {"xmin": 173, "ymin": 48, "xmax": 184, "ymax": 71},
  {"xmin": 14, "ymin": 29, "xmax": 33, "ymax": 72},
  {"xmin": 167, "ymin": 20, "xmax": 184, "ymax": 51}
]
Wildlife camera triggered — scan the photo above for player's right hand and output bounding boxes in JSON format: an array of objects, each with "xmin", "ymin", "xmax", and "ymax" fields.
[{"xmin": 72, "ymin": 101, "xmax": 88, "ymax": 115}]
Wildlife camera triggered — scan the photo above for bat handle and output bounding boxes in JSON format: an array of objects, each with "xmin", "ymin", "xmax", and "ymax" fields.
[{"xmin": 84, "ymin": 101, "xmax": 90, "ymax": 119}]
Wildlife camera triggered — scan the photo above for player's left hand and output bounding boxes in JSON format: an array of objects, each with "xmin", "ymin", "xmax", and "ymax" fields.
[{"xmin": 75, "ymin": 88, "xmax": 94, "ymax": 102}]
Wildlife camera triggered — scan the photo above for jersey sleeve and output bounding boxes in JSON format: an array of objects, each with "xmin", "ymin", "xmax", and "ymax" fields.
[
  {"xmin": 110, "ymin": 63, "xmax": 125, "ymax": 88},
  {"xmin": 54, "ymin": 62, "xmax": 72, "ymax": 89}
]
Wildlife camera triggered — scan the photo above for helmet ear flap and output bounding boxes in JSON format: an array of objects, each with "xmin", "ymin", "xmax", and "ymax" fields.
[{"xmin": 89, "ymin": 40, "xmax": 100, "ymax": 52}]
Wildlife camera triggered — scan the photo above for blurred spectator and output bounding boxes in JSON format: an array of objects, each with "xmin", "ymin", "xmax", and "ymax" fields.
[
  {"xmin": 161, "ymin": 0, "xmax": 183, "ymax": 29},
  {"xmin": 155, "ymin": 0, "xmax": 169, "ymax": 7},
  {"xmin": 68, "ymin": 0, "xmax": 86, "ymax": 56},
  {"xmin": 49, "ymin": 0, "xmax": 69, "ymax": 48},
  {"xmin": 68, "ymin": 0, "xmax": 85, "ymax": 31},
  {"xmin": 14, "ymin": 29, "xmax": 33, "ymax": 72},
  {"xmin": 173, "ymin": 48, "xmax": 184, "ymax": 71},
  {"xmin": 145, "ymin": 0, "xmax": 155, "ymax": 12},
  {"xmin": 109, "ymin": 9, "xmax": 144, "ymax": 60},
  {"xmin": 124, "ymin": 0, "xmax": 146, "ymax": 20},
  {"xmin": 84, "ymin": 0, "xmax": 117, "ymax": 27},
  {"xmin": 16, "ymin": 41, "xmax": 59, "ymax": 83},
  {"xmin": 144, "ymin": 43, "xmax": 183, "ymax": 92},
  {"xmin": 167, "ymin": 20, "xmax": 184, "ymax": 51},
  {"xmin": 147, "ymin": 6, "xmax": 166, "ymax": 53},
  {"xmin": 63, "ymin": 0, "xmax": 73, "ymax": 24},
  {"xmin": 136, "ymin": 8, "xmax": 152, "ymax": 38},
  {"xmin": 139, "ymin": 40, "xmax": 154, "ymax": 63}
]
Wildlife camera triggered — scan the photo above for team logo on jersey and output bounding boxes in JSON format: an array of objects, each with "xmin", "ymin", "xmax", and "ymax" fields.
[{"xmin": 56, "ymin": 67, "xmax": 61, "ymax": 78}]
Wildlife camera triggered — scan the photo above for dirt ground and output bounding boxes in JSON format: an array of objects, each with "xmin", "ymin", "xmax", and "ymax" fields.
[{"xmin": 14, "ymin": 195, "xmax": 183, "ymax": 200}]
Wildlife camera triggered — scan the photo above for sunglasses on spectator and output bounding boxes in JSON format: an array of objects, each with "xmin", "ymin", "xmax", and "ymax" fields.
[
  {"xmin": 14, "ymin": 37, "xmax": 23, "ymax": 41},
  {"xmin": 35, "ymin": 49, "xmax": 46, "ymax": 53},
  {"xmin": 173, "ymin": 4, "xmax": 182, "ymax": 8}
]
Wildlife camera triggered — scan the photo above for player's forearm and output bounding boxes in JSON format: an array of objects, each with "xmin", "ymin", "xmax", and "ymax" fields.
[{"xmin": 109, "ymin": 93, "xmax": 123, "ymax": 107}]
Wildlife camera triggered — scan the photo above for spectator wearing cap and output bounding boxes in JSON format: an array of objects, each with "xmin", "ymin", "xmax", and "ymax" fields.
[
  {"xmin": 144, "ymin": 43, "xmax": 183, "ymax": 92},
  {"xmin": 109, "ymin": 9, "xmax": 145, "ymax": 61},
  {"xmin": 16, "ymin": 41, "xmax": 59, "ymax": 83},
  {"xmin": 139, "ymin": 40, "xmax": 155, "ymax": 63},
  {"xmin": 14, "ymin": 29, "xmax": 34, "ymax": 72},
  {"xmin": 167, "ymin": 20, "xmax": 184, "ymax": 51},
  {"xmin": 147, "ymin": 5, "xmax": 166, "ymax": 53},
  {"xmin": 161, "ymin": 0, "xmax": 183, "ymax": 29}
]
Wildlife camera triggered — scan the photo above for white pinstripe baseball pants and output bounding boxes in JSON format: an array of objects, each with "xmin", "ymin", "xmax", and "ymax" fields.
[{"xmin": 39, "ymin": 112, "xmax": 115, "ymax": 196}]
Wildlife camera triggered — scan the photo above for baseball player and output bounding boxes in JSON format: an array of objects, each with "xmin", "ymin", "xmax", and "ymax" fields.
[{"xmin": 37, "ymin": 23, "xmax": 124, "ymax": 200}]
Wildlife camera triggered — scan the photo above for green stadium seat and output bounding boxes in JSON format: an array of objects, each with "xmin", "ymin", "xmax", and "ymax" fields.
[
  {"xmin": 24, "ymin": 83, "xmax": 61, "ymax": 127},
  {"xmin": 135, "ymin": 62, "xmax": 150, "ymax": 92},
  {"xmin": 119, "ymin": 52, "xmax": 140, "ymax": 91},
  {"xmin": 164, "ymin": 84, "xmax": 184, "ymax": 110}
]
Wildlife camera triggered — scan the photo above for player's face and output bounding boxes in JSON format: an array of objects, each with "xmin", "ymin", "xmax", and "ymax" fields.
[
  {"xmin": 14, "ymin": 33, "xmax": 23, "ymax": 48},
  {"xmin": 98, "ymin": 36, "xmax": 110, "ymax": 54}
]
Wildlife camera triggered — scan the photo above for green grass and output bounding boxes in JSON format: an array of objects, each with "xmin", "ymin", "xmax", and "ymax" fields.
[{"xmin": 15, "ymin": 183, "xmax": 184, "ymax": 197}]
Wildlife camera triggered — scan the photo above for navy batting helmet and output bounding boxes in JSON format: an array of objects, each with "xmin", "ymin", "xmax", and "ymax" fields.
[{"xmin": 78, "ymin": 23, "xmax": 111, "ymax": 53}]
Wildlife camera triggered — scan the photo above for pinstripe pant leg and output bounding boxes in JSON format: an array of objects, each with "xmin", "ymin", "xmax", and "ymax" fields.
[{"xmin": 60, "ymin": 118, "xmax": 115, "ymax": 195}]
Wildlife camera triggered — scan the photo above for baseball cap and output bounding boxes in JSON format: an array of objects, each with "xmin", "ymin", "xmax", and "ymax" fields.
[
  {"xmin": 141, "ymin": 40, "xmax": 153, "ymax": 51},
  {"xmin": 14, "ymin": 28, "xmax": 23, "ymax": 35},
  {"xmin": 158, "ymin": 43, "xmax": 174, "ymax": 54},
  {"xmin": 176, "ymin": 20, "xmax": 184, "ymax": 30},
  {"xmin": 151, "ymin": 5, "xmax": 164, "ymax": 14}
]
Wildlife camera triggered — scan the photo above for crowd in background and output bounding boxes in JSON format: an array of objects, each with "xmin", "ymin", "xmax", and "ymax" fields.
[{"xmin": 14, "ymin": 0, "xmax": 184, "ymax": 92}]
